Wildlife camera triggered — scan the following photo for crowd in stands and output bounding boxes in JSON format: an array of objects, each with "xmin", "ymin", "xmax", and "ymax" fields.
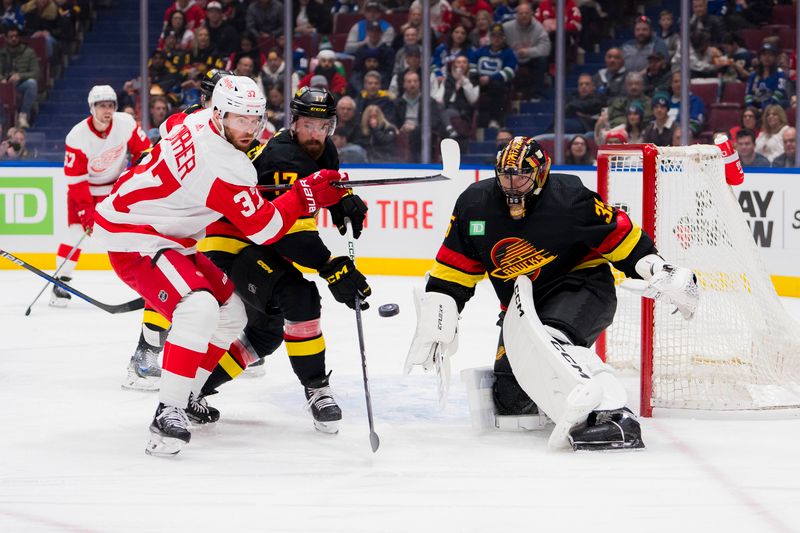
[
  {"xmin": 1, "ymin": 0, "xmax": 91, "ymax": 134},
  {"xmin": 3, "ymin": 0, "xmax": 800, "ymax": 167}
]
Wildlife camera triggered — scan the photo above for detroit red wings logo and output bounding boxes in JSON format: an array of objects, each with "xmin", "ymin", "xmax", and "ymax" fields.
[
  {"xmin": 89, "ymin": 143, "xmax": 126, "ymax": 174},
  {"xmin": 489, "ymin": 237, "xmax": 556, "ymax": 281}
]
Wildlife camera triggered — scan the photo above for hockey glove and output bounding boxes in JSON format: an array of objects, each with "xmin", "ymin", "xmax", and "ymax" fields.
[
  {"xmin": 67, "ymin": 181, "xmax": 95, "ymax": 233},
  {"xmin": 292, "ymin": 169, "xmax": 348, "ymax": 215},
  {"xmin": 404, "ymin": 289, "xmax": 459, "ymax": 374},
  {"xmin": 319, "ymin": 256, "xmax": 371, "ymax": 310},
  {"xmin": 328, "ymin": 192, "xmax": 368, "ymax": 239},
  {"xmin": 643, "ymin": 264, "xmax": 699, "ymax": 320}
]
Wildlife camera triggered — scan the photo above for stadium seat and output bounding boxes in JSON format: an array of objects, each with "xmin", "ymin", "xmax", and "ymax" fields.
[
  {"xmin": 383, "ymin": 12, "xmax": 407, "ymax": 33},
  {"xmin": 707, "ymin": 104, "xmax": 742, "ymax": 134},
  {"xmin": 771, "ymin": 4, "xmax": 797, "ymax": 28},
  {"xmin": 721, "ymin": 82, "xmax": 746, "ymax": 106},
  {"xmin": 690, "ymin": 82, "xmax": 719, "ymax": 109},
  {"xmin": 740, "ymin": 27, "xmax": 771, "ymax": 51},
  {"xmin": 0, "ymin": 81, "xmax": 17, "ymax": 130},
  {"xmin": 778, "ymin": 27, "xmax": 797, "ymax": 50},
  {"xmin": 293, "ymin": 34, "xmax": 318, "ymax": 57},
  {"xmin": 333, "ymin": 12, "xmax": 362, "ymax": 35},
  {"xmin": 329, "ymin": 34, "xmax": 348, "ymax": 53},
  {"xmin": 258, "ymin": 35, "xmax": 275, "ymax": 54}
]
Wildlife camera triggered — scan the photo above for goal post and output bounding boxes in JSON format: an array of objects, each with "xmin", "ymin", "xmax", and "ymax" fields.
[{"xmin": 596, "ymin": 143, "xmax": 800, "ymax": 418}]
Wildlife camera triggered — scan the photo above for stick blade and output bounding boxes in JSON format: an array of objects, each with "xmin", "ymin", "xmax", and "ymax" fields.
[
  {"xmin": 369, "ymin": 432, "xmax": 380, "ymax": 452},
  {"xmin": 440, "ymin": 138, "xmax": 461, "ymax": 178}
]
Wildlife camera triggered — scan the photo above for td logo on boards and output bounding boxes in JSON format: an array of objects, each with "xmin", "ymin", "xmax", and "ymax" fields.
[{"xmin": 0, "ymin": 177, "xmax": 53, "ymax": 234}]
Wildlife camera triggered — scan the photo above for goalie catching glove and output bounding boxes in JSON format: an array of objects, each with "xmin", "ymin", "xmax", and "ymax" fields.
[
  {"xmin": 319, "ymin": 256, "xmax": 371, "ymax": 309},
  {"xmin": 328, "ymin": 191, "xmax": 368, "ymax": 239},
  {"xmin": 404, "ymin": 290, "xmax": 459, "ymax": 373},
  {"xmin": 634, "ymin": 254, "xmax": 699, "ymax": 320}
]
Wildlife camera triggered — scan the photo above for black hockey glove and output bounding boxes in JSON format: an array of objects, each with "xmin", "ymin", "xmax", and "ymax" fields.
[
  {"xmin": 319, "ymin": 256, "xmax": 371, "ymax": 310},
  {"xmin": 328, "ymin": 193, "xmax": 368, "ymax": 239}
]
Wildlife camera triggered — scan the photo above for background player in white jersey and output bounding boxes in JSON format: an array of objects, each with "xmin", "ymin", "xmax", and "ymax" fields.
[
  {"xmin": 54, "ymin": 85, "xmax": 164, "ymax": 391},
  {"xmin": 94, "ymin": 76, "xmax": 348, "ymax": 456},
  {"xmin": 405, "ymin": 137, "xmax": 698, "ymax": 451}
]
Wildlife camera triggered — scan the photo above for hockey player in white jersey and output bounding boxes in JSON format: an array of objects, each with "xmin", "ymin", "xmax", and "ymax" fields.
[{"xmin": 94, "ymin": 76, "xmax": 349, "ymax": 456}]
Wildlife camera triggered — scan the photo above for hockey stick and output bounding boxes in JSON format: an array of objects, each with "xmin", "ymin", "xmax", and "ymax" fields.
[
  {"xmin": 346, "ymin": 222, "xmax": 380, "ymax": 453},
  {"xmin": 256, "ymin": 138, "xmax": 462, "ymax": 192},
  {"xmin": 25, "ymin": 229, "xmax": 90, "ymax": 316},
  {"xmin": 0, "ymin": 249, "xmax": 145, "ymax": 314}
]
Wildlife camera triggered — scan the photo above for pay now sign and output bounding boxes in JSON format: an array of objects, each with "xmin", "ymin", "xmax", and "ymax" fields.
[{"xmin": 0, "ymin": 177, "xmax": 53, "ymax": 235}]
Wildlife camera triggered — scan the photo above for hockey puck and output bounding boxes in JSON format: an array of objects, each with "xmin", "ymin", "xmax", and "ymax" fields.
[{"xmin": 378, "ymin": 303, "xmax": 400, "ymax": 317}]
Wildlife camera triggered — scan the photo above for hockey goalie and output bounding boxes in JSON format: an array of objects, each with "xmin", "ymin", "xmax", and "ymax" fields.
[{"xmin": 405, "ymin": 137, "xmax": 699, "ymax": 451}]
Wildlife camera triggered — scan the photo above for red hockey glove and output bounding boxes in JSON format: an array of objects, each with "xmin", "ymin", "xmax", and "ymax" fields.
[
  {"xmin": 291, "ymin": 169, "xmax": 348, "ymax": 215},
  {"xmin": 67, "ymin": 182, "xmax": 95, "ymax": 233}
]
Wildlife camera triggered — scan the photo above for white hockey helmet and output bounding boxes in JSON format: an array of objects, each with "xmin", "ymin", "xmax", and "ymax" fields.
[
  {"xmin": 87, "ymin": 85, "xmax": 117, "ymax": 112},
  {"xmin": 211, "ymin": 75, "xmax": 266, "ymax": 118}
]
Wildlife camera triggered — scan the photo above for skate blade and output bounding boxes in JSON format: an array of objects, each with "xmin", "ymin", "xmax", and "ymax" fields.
[
  {"xmin": 313, "ymin": 420, "xmax": 339, "ymax": 434},
  {"xmin": 48, "ymin": 296, "xmax": 70, "ymax": 308},
  {"xmin": 241, "ymin": 367, "xmax": 266, "ymax": 378},
  {"xmin": 570, "ymin": 438, "xmax": 646, "ymax": 452},
  {"xmin": 121, "ymin": 374, "xmax": 160, "ymax": 391},
  {"xmin": 145, "ymin": 432, "xmax": 189, "ymax": 456}
]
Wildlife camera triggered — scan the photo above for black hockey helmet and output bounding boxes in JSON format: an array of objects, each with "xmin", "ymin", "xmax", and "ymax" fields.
[
  {"xmin": 290, "ymin": 86, "xmax": 337, "ymax": 120},
  {"xmin": 495, "ymin": 136, "xmax": 552, "ymax": 219},
  {"xmin": 200, "ymin": 68, "xmax": 233, "ymax": 102}
]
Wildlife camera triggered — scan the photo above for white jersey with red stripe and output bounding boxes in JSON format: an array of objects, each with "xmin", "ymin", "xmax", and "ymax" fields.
[
  {"xmin": 64, "ymin": 112, "xmax": 151, "ymax": 196},
  {"xmin": 94, "ymin": 108, "xmax": 295, "ymax": 254}
]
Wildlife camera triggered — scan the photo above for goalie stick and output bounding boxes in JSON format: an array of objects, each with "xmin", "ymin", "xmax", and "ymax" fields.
[
  {"xmin": 257, "ymin": 138, "xmax": 462, "ymax": 191},
  {"xmin": 0, "ymin": 249, "xmax": 145, "ymax": 315}
]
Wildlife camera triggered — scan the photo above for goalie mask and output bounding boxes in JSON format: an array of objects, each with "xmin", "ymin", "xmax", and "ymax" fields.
[{"xmin": 495, "ymin": 137, "xmax": 551, "ymax": 220}]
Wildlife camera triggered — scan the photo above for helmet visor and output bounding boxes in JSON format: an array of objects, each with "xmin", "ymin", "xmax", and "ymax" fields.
[
  {"xmin": 293, "ymin": 116, "xmax": 338, "ymax": 137},
  {"xmin": 222, "ymin": 113, "xmax": 265, "ymax": 135}
]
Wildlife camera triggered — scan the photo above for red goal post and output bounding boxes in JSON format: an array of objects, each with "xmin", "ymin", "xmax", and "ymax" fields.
[{"xmin": 595, "ymin": 143, "xmax": 800, "ymax": 418}]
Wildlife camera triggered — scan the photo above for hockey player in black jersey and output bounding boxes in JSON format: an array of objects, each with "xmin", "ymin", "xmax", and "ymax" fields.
[
  {"xmin": 197, "ymin": 87, "xmax": 371, "ymax": 433},
  {"xmin": 405, "ymin": 137, "xmax": 699, "ymax": 450}
]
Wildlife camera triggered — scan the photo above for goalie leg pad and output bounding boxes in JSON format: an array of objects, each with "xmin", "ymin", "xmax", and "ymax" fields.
[{"xmin": 461, "ymin": 367, "xmax": 550, "ymax": 432}]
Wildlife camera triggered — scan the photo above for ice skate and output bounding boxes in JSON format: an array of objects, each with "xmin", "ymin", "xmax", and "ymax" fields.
[
  {"xmin": 48, "ymin": 277, "xmax": 72, "ymax": 307},
  {"xmin": 185, "ymin": 392, "xmax": 220, "ymax": 425},
  {"xmin": 145, "ymin": 403, "xmax": 191, "ymax": 456},
  {"xmin": 304, "ymin": 374, "xmax": 341, "ymax": 434},
  {"xmin": 241, "ymin": 356, "xmax": 266, "ymax": 378},
  {"xmin": 121, "ymin": 337, "xmax": 162, "ymax": 391},
  {"xmin": 568, "ymin": 408, "xmax": 645, "ymax": 451}
]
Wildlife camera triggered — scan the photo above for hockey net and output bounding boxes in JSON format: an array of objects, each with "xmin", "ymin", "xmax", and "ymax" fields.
[{"xmin": 596, "ymin": 144, "xmax": 800, "ymax": 416}]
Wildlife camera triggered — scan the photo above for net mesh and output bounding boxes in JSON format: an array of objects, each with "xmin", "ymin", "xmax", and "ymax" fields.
[{"xmin": 603, "ymin": 145, "xmax": 800, "ymax": 410}]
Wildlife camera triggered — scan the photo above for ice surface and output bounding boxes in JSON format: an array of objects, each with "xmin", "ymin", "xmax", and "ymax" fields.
[{"xmin": 1, "ymin": 271, "xmax": 799, "ymax": 532}]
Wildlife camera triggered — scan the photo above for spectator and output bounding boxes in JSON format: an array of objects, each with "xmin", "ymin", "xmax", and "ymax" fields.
[
  {"xmin": 388, "ymin": 44, "xmax": 422, "ymax": 99},
  {"xmin": 730, "ymin": 106, "xmax": 761, "ymax": 139},
  {"xmin": 483, "ymin": 127, "xmax": 514, "ymax": 164},
  {"xmin": 599, "ymin": 102, "xmax": 645, "ymax": 144},
  {"xmin": 411, "ymin": 0, "xmax": 452, "ymax": 38},
  {"xmin": 161, "ymin": 31, "xmax": 187, "ymax": 72},
  {"xmin": 434, "ymin": 54, "xmax": 479, "ymax": 138},
  {"xmin": 593, "ymin": 47, "xmax": 626, "ymax": 98},
  {"xmin": 178, "ymin": 67, "xmax": 201, "ymax": 109},
  {"xmin": 562, "ymin": 72, "xmax": 605, "ymax": 133},
  {"xmin": 393, "ymin": 25, "xmax": 420, "ymax": 76},
  {"xmin": 263, "ymin": 84, "xmax": 284, "ymax": 133},
  {"xmin": 451, "ymin": 0, "xmax": 492, "ymax": 30},
  {"xmin": 163, "ymin": 0, "xmax": 205, "ymax": 32},
  {"xmin": 608, "ymin": 72, "xmax": 652, "ymax": 128},
  {"xmin": 392, "ymin": 5, "xmax": 436, "ymax": 51},
  {"xmin": 226, "ymin": 31, "xmax": 266, "ymax": 71},
  {"xmin": 642, "ymin": 93, "xmax": 675, "ymax": 146},
  {"xmin": 246, "ymin": 0, "xmax": 284, "ymax": 40},
  {"xmin": 656, "ymin": 10, "xmax": 678, "ymax": 60},
  {"xmin": 2, "ymin": 125, "xmax": 29, "ymax": 158},
  {"xmin": 352, "ymin": 103, "xmax": 398, "ymax": 163},
  {"xmin": 432, "ymin": 24, "xmax": 470, "ymax": 81},
  {"xmin": 332, "ymin": 128, "xmax": 368, "ymax": 163},
  {"xmin": 335, "ymin": 95, "xmax": 359, "ymax": 140},
  {"xmin": 350, "ymin": 34, "xmax": 394, "ymax": 93},
  {"xmin": 755, "ymin": 104, "xmax": 790, "ymax": 163},
  {"xmin": 394, "ymin": 70, "xmax": 449, "ymax": 161},
  {"xmin": 667, "ymin": 71, "xmax": 706, "ymax": 136},
  {"xmin": 0, "ymin": 26, "xmax": 39, "ymax": 129},
  {"xmin": 299, "ymin": 50, "xmax": 346, "ymax": 98},
  {"xmin": 672, "ymin": 29, "xmax": 726, "ymax": 79},
  {"xmin": 2, "ymin": 0, "xmax": 25, "ymax": 32},
  {"xmin": 690, "ymin": 0, "xmax": 725, "ymax": 45},
  {"xmin": 565, "ymin": 134, "xmax": 594, "ymax": 165},
  {"xmin": 502, "ymin": 2, "xmax": 550, "ymax": 101},
  {"xmin": 345, "ymin": 1, "xmax": 395, "ymax": 54},
  {"xmin": 644, "ymin": 51, "xmax": 671, "ymax": 96},
  {"xmin": 534, "ymin": 0, "xmax": 582, "ymax": 63},
  {"xmin": 184, "ymin": 26, "xmax": 224, "ymax": 76},
  {"xmin": 146, "ymin": 95, "xmax": 170, "ymax": 143},
  {"xmin": 147, "ymin": 49, "xmax": 181, "ymax": 104},
  {"xmin": 293, "ymin": 0, "xmax": 332, "ymax": 36},
  {"xmin": 719, "ymin": 33, "xmax": 753, "ymax": 82},
  {"xmin": 233, "ymin": 55, "xmax": 256, "ymax": 80},
  {"xmin": 745, "ymin": 42, "xmax": 789, "ymax": 110},
  {"xmin": 21, "ymin": 0, "xmax": 57, "ymax": 59},
  {"xmin": 355, "ymin": 70, "xmax": 394, "ymax": 119},
  {"xmin": 204, "ymin": 1, "xmax": 237, "ymax": 56},
  {"xmin": 604, "ymin": 127, "xmax": 628, "ymax": 145},
  {"xmin": 621, "ymin": 16, "xmax": 668, "ymax": 74},
  {"xmin": 120, "ymin": 105, "xmax": 136, "ymax": 118},
  {"xmin": 221, "ymin": 0, "xmax": 247, "ymax": 33},
  {"xmin": 736, "ymin": 128, "xmax": 770, "ymax": 167},
  {"xmin": 159, "ymin": 9, "xmax": 194, "ymax": 50},
  {"xmin": 468, "ymin": 9, "xmax": 492, "ymax": 48},
  {"xmin": 771, "ymin": 127, "xmax": 796, "ymax": 168},
  {"xmin": 260, "ymin": 49, "xmax": 297, "ymax": 96},
  {"xmin": 472, "ymin": 23, "xmax": 517, "ymax": 128},
  {"xmin": 671, "ymin": 124, "xmax": 693, "ymax": 146}
]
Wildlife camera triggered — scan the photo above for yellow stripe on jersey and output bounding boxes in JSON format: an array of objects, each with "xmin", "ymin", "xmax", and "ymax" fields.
[
  {"xmin": 143, "ymin": 309, "xmax": 171, "ymax": 329},
  {"xmin": 430, "ymin": 261, "xmax": 486, "ymax": 288},
  {"xmin": 600, "ymin": 225, "xmax": 642, "ymax": 263},
  {"xmin": 285, "ymin": 335, "xmax": 326, "ymax": 357},
  {"xmin": 285, "ymin": 217, "xmax": 319, "ymax": 235},
  {"xmin": 570, "ymin": 257, "xmax": 609, "ymax": 272},
  {"xmin": 197, "ymin": 236, "xmax": 251, "ymax": 254},
  {"xmin": 218, "ymin": 352, "xmax": 245, "ymax": 379}
]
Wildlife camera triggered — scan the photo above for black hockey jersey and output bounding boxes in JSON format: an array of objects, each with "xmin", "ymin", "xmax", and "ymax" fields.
[{"xmin": 427, "ymin": 174, "xmax": 657, "ymax": 311}]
